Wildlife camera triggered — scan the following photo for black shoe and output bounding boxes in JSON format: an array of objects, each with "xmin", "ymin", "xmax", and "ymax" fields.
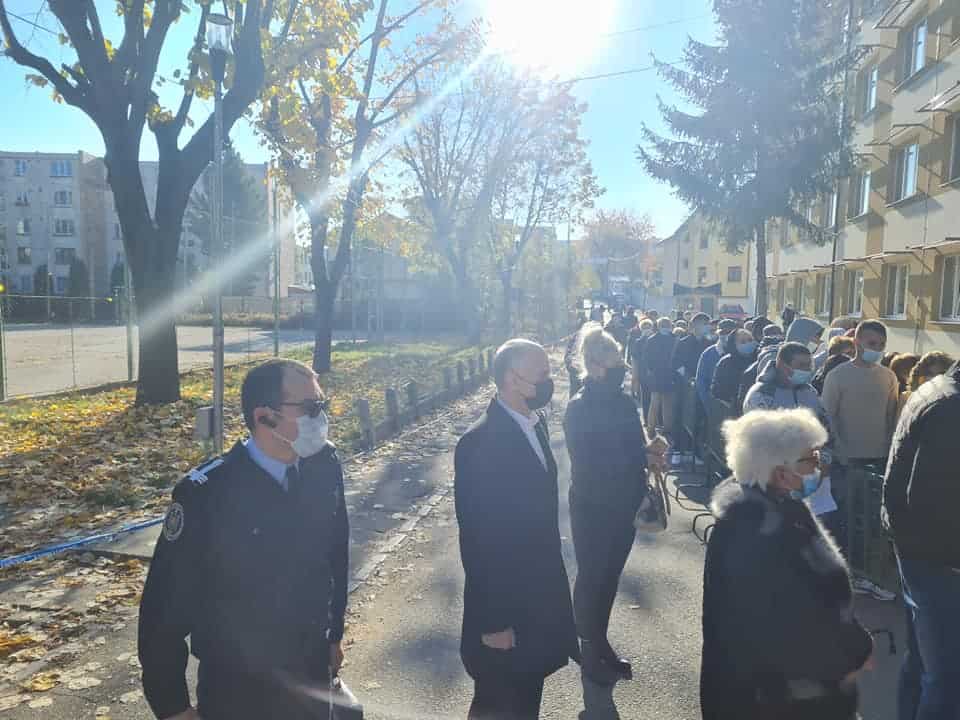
[
  {"xmin": 600, "ymin": 642, "xmax": 633, "ymax": 680},
  {"xmin": 580, "ymin": 640, "xmax": 619, "ymax": 687}
]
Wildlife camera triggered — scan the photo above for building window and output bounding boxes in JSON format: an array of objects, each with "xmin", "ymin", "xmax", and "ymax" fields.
[
  {"xmin": 941, "ymin": 256, "xmax": 960, "ymax": 321},
  {"xmin": 54, "ymin": 190, "xmax": 72, "ymax": 207},
  {"xmin": 14, "ymin": 159, "xmax": 27, "ymax": 177},
  {"xmin": 864, "ymin": 65, "xmax": 879, "ymax": 115},
  {"xmin": 845, "ymin": 268, "xmax": 864, "ymax": 316},
  {"xmin": 699, "ymin": 234, "xmax": 708, "ymax": 249},
  {"xmin": 815, "ymin": 273, "xmax": 833, "ymax": 316},
  {"xmin": 19, "ymin": 275, "xmax": 32, "ymax": 293},
  {"xmin": 54, "ymin": 219, "xmax": 75, "ymax": 236},
  {"xmin": 50, "ymin": 159, "xmax": 73, "ymax": 178},
  {"xmin": 16, "ymin": 219, "xmax": 30, "ymax": 236},
  {"xmin": 850, "ymin": 171, "xmax": 871, "ymax": 217},
  {"xmin": 891, "ymin": 143, "xmax": 919, "ymax": 202},
  {"xmin": 727, "ymin": 266, "xmax": 742, "ymax": 283},
  {"xmin": 54, "ymin": 276, "xmax": 68, "ymax": 295},
  {"xmin": 794, "ymin": 277, "xmax": 806, "ymax": 309},
  {"xmin": 826, "ymin": 191, "xmax": 838, "ymax": 228},
  {"xmin": 950, "ymin": 117, "xmax": 960, "ymax": 183},
  {"xmin": 682, "ymin": 258, "xmax": 689, "ymax": 270},
  {"xmin": 882, "ymin": 264, "xmax": 909, "ymax": 318},
  {"xmin": 0, "ymin": 248, "xmax": 7, "ymax": 271},
  {"xmin": 17, "ymin": 246, "xmax": 32, "ymax": 265},
  {"xmin": 903, "ymin": 17, "xmax": 927, "ymax": 80},
  {"xmin": 15, "ymin": 190, "xmax": 28, "ymax": 206},
  {"xmin": 697, "ymin": 266, "xmax": 708, "ymax": 284},
  {"xmin": 54, "ymin": 247, "xmax": 76, "ymax": 265}
]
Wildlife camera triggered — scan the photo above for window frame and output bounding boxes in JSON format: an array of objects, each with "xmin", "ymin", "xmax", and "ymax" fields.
[
  {"xmin": 53, "ymin": 190, "xmax": 73, "ymax": 207},
  {"xmin": 50, "ymin": 159, "xmax": 73, "ymax": 178},
  {"xmin": 794, "ymin": 277, "xmax": 806, "ymax": 309},
  {"xmin": 13, "ymin": 159, "xmax": 27, "ymax": 177},
  {"xmin": 697, "ymin": 266, "xmax": 708, "ymax": 285},
  {"xmin": 0, "ymin": 247, "xmax": 7, "ymax": 271},
  {"xmin": 54, "ymin": 219, "xmax": 76, "ymax": 236},
  {"xmin": 940, "ymin": 255, "xmax": 960, "ymax": 321},
  {"xmin": 16, "ymin": 219, "xmax": 31, "ymax": 236},
  {"xmin": 850, "ymin": 171, "xmax": 871, "ymax": 218},
  {"xmin": 17, "ymin": 246, "xmax": 32, "ymax": 265},
  {"xmin": 845, "ymin": 268, "xmax": 864, "ymax": 317},
  {"xmin": 727, "ymin": 266, "xmax": 743, "ymax": 283},
  {"xmin": 15, "ymin": 190, "xmax": 29, "ymax": 206},
  {"xmin": 864, "ymin": 64, "xmax": 879, "ymax": 115},
  {"xmin": 815, "ymin": 273, "xmax": 833, "ymax": 316},
  {"xmin": 54, "ymin": 247, "xmax": 76, "ymax": 266},
  {"xmin": 882, "ymin": 264, "xmax": 910, "ymax": 319},
  {"xmin": 54, "ymin": 275, "xmax": 68, "ymax": 295},
  {"xmin": 903, "ymin": 17, "xmax": 928, "ymax": 81},
  {"xmin": 949, "ymin": 116, "xmax": 960, "ymax": 184},
  {"xmin": 892, "ymin": 142, "xmax": 920, "ymax": 202}
]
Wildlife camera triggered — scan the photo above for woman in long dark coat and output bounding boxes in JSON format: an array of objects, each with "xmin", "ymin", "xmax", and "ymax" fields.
[
  {"xmin": 701, "ymin": 407, "xmax": 874, "ymax": 720},
  {"xmin": 563, "ymin": 324, "xmax": 666, "ymax": 686}
]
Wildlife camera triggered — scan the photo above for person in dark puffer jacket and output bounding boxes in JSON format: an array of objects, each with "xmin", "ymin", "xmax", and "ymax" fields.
[
  {"xmin": 564, "ymin": 324, "xmax": 667, "ymax": 686},
  {"xmin": 701, "ymin": 408, "xmax": 874, "ymax": 720},
  {"xmin": 711, "ymin": 329, "xmax": 756, "ymax": 408}
]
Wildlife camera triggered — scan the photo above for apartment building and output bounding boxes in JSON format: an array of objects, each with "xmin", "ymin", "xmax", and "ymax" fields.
[
  {"xmin": 766, "ymin": 0, "xmax": 960, "ymax": 357},
  {"xmin": 0, "ymin": 151, "xmax": 297, "ymax": 300},
  {"xmin": 652, "ymin": 211, "xmax": 756, "ymax": 316}
]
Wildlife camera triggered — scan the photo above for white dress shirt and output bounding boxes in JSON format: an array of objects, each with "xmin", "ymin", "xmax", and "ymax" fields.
[{"xmin": 497, "ymin": 397, "xmax": 547, "ymax": 470}]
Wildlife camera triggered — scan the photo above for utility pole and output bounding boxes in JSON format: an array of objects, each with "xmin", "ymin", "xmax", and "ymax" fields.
[
  {"xmin": 829, "ymin": 0, "xmax": 855, "ymax": 322},
  {"xmin": 124, "ymin": 260, "xmax": 134, "ymax": 382},
  {"xmin": 272, "ymin": 168, "xmax": 280, "ymax": 357}
]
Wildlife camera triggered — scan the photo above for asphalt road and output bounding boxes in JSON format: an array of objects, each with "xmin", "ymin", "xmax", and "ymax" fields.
[{"xmin": 3, "ymin": 324, "xmax": 322, "ymax": 398}]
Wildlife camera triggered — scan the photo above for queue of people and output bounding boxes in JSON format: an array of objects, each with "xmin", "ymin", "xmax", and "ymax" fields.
[{"xmin": 136, "ymin": 306, "xmax": 957, "ymax": 720}]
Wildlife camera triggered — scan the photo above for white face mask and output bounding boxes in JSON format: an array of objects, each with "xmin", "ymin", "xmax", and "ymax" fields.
[{"xmin": 274, "ymin": 411, "xmax": 329, "ymax": 458}]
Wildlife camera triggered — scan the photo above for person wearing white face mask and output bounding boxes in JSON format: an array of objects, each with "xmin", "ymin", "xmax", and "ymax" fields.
[{"xmin": 139, "ymin": 359, "xmax": 350, "ymax": 720}]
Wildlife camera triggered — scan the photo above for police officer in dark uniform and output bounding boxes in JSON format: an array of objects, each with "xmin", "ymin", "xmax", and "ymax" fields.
[{"xmin": 138, "ymin": 359, "xmax": 349, "ymax": 720}]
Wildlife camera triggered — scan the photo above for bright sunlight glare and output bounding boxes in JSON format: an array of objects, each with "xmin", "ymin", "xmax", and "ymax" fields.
[{"xmin": 485, "ymin": 0, "xmax": 618, "ymax": 75}]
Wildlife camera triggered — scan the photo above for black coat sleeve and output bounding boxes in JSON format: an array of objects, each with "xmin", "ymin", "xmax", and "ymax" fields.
[
  {"xmin": 138, "ymin": 482, "xmax": 206, "ymax": 719},
  {"xmin": 454, "ymin": 434, "xmax": 516, "ymax": 634},
  {"xmin": 711, "ymin": 357, "xmax": 736, "ymax": 402},
  {"xmin": 327, "ymin": 459, "xmax": 350, "ymax": 642}
]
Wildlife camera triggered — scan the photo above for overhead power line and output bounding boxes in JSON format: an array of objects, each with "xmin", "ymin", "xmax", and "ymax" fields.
[
  {"xmin": 602, "ymin": 14, "xmax": 711, "ymax": 38},
  {"xmin": 6, "ymin": 9, "xmax": 58, "ymax": 37}
]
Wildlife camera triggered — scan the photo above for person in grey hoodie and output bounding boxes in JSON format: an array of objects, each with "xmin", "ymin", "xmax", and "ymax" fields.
[
  {"xmin": 743, "ymin": 342, "xmax": 838, "ymax": 531},
  {"xmin": 755, "ymin": 316, "xmax": 825, "ymax": 378}
]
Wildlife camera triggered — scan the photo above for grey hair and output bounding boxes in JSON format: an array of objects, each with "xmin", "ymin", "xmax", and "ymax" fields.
[
  {"xmin": 722, "ymin": 408, "xmax": 828, "ymax": 490},
  {"xmin": 575, "ymin": 323, "xmax": 622, "ymax": 378},
  {"xmin": 493, "ymin": 338, "xmax": 543, "ymax": 387}
]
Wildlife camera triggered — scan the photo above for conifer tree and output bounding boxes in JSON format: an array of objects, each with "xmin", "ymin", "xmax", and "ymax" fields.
[{"xmin": 638, "ymin": 0, "xmax": 858, "ymax": 315}]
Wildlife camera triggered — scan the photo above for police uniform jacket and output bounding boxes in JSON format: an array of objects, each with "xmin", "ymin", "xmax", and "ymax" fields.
[{"xmin": 138, "ymin": 440, "xmax": 349, "ymax": 720}]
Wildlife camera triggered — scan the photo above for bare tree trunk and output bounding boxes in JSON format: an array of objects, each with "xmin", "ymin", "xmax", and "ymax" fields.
[
  {"xmin": 755, "ymin": 223, "xmax": 768, "ymax": 317},
  {"xmin": 500, "ymin": 270, "xmax": 513, "ymax": 336},
  {"xmin": 312, "ymin": 284, "xmax": 336, "ymax": 373}
]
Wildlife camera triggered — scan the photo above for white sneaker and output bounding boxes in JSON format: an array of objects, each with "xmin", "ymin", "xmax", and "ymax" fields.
[{"xmin": 852, "ymin": 577, "xmax": 896, "ymax": 601}]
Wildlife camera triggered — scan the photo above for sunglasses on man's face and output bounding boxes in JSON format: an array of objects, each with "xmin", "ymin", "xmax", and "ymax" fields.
[{"xmin": 277, "ymin": 398, "xmax": 328, "ymax": 418}]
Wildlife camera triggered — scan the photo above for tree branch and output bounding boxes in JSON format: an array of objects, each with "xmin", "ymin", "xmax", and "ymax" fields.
[
  {"xmin": 171, "ymin": 4, "xmax": 210, "ymax": 135},
  {"xmin": 371, "ymin": 46, "xmax": 445, "ymax": 121}
]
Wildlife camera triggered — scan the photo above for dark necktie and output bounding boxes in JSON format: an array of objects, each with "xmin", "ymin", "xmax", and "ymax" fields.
[
  {"xmin": 285, "ymin": 463, "xmax": 300, "ymax": 494},
  {"xmin": 534, "ymin": 420, "xmax": 550, "ymax": 469}
]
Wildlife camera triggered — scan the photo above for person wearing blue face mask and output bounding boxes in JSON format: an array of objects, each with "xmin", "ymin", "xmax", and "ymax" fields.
[
  {"xmin": 743, "ymin": 342, "xmax": 838, "ymax": 532},
  {"xmin": 711, "ymin": 329, "xmax": 757, "ymax": 409},
  {"xmin": 822, "ymin": 321, "xmax": 899, "ymax": 587},
  {"xmin": 700, "ymin": 408, "xmax": 874, "ymax": 720}
]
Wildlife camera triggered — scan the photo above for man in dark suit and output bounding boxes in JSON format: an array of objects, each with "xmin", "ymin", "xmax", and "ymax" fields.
[{"xmin": 455, "ymin": 339, "xmax": 579, "ymax": 720}]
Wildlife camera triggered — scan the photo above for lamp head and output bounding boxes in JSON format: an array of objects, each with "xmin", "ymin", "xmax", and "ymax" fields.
[{"xmin": 205, "ymin": 13, "xmax": 233, "ymax": 54}]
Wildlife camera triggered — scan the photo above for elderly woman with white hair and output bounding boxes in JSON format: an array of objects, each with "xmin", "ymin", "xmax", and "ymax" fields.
[
  {"xmin": 563, "ymin": 324, "xmax": 666, "ymax": 686},
  {"xmin": 699, "ymin": 408, "xmax": 874, "ymax": 720}
]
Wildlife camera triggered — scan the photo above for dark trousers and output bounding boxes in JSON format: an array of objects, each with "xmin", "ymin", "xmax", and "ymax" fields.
[
  {"xmin": 468, "ymin": 674, "xmax": 545, "ymax": 720},
  {"xmin": 570, "ymin": 501, "xmax": 636, "ymax": 644}
]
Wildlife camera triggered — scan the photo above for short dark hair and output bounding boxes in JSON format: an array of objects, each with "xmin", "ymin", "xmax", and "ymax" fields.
[
  {"xmin": 777, "ymin": 341, "xmax": 812, "ymax": 366},
  {"xmin": 856, "ymin": 320, "xmax": 887, "ymax": 339},
  {"xmin": 241, "ymin": 359, "xmax": 317, "ymax": 430},
  {"xmin": 717, "ymin": 319, "xmax": 737, "ymax": 333},
  {"xmin": 691, "ymin": 312, "xmax": 710, "ymax": 324}
]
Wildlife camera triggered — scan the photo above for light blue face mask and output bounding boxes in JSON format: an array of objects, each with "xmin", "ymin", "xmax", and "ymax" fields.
[
  {"xmin": 789, "ymin": 469, "xmax": 822, "ymax": 501},
  {"xmin": 862, "ymin": 348, "xmax": 883, "ymax": 364},
  {"xmin": 659, "ymin": 328, "xmax": 672, "ymax": 336},
  {"xmin": 736, "ymin": 341, "xmax": 756, "ymax": 356},
  {"xmin": 790, "ymin": 369, "xmax": 813, "ymax": 386}
]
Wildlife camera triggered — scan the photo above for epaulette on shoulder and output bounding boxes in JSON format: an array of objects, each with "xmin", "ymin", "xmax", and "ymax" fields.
[{"xmin": 186, "ymin": 457, "xmax": 225, "ymax": 486}]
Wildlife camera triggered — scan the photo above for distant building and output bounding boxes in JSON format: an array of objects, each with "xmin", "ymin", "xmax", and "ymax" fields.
[{"xmin": 0, "ymin": 151, "xmax": 296, "ymax": 299}]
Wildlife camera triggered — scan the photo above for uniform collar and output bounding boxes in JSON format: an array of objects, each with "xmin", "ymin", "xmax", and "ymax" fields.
[{"xmin": 244, "ymin": 437, "xmax": 296, "ymax": 488}]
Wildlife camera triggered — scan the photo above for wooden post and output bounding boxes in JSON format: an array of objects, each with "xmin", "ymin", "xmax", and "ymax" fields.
[
  {"xmin": 385, "ymin": 387, "xmax": 401, "ymax": 433},
  {"xmin": 354, "ymin": 398, "xmax": 374, "ymax": 449},
  {"xmin": 457, "ymin": 361, "xmax": 466, "ymax": 394},
  {"xmin": 406, "ymin": 380, "xmax": 420, "ymax": 420}
]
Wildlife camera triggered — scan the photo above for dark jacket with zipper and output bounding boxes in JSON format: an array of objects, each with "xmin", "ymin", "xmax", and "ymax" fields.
[
  {"xmin": 639, "ymin": 332, "xmax": 679, "ymax": 392},
  {"xmin": 454, "ymin": 399, "xmax": 579, "ymax": 681},
  {"xmin": 701, "ymin": 480, "xmax": 872, "ymax": 720},
  {"xmin": 673, "ymin": 334, "xmax": 713, "ymax": 384},
  {"xmin": 563, "ymin": 376, "xmax": 649, "ymax": 512},
  {"xmin": 711, "ymin": 334, "xmax": 756, "ymax": 407},
  {"xmin": 138, "ymin": 440, "xmax": 349, "ymax": 720},
  {"xmin": 882, "ymin": 362, "xmax": 960, "ymax": 569}
]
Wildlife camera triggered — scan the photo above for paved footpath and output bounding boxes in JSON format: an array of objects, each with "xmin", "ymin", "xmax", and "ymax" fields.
[{"xmin": 0, "ymin": 353, "xmax": 904, "ymax": 718}]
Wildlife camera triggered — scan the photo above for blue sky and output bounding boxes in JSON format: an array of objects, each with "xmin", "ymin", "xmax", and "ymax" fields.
[{"xmin": 0, "ymin": 1, "xmax": 716, "ymax": 238}]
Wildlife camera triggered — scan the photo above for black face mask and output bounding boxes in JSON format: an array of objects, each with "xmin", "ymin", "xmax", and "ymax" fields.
[
  {"xmin": 526, "ymin": 378, "xmax": 555, "ymax": 411},
  {"xmin": 604, "ymin": 366, "xmax": 627, "ymax": 390}
]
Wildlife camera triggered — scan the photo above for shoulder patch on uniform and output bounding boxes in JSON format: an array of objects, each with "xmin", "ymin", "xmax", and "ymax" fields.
[
  {"xmin": 163, "ymin": 502, "xmax": 185, "ymax": 542},
  {"xmin": 187, "ymin": 457, "xmax": 224, "ymax": 485}
]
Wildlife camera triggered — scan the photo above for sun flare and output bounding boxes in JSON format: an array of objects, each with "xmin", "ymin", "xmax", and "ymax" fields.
[{"xmin": 485, "ymin": 0, "xmax": 618, "ymax": 75}]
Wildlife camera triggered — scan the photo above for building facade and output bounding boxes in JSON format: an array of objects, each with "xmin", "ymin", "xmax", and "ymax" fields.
[
  {"xmin": 0, "ymin": 151, "xmax": 296, "ymax": 301},
  {"xmin": 652, "ymin": 211, "xmax": 756, "ymax": 317},
  {"xmin": 766, "ymin": 0, "xmax": 960, "ymax": 356}
]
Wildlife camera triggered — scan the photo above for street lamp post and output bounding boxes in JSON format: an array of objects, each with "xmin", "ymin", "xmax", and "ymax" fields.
[{"xmin": 207, "ymin": 10, "xmax": 232, "ymax": 455}]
